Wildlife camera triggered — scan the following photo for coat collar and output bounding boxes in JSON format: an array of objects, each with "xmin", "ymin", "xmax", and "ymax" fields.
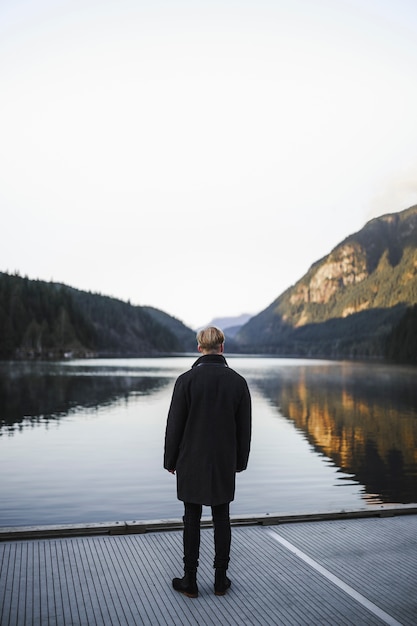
[{"xmin": 192, "ymin": 354, "xmax": 228, "ymax": 368}]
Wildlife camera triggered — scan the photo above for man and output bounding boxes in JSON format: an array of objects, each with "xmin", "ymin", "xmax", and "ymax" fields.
[{"xmin": 164, "ymin": 326, "xmax": 252, "ymax": 598}]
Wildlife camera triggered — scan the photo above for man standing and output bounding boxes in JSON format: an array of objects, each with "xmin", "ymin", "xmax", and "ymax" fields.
[{"xmin": 164, "ymin": 326, "xmax": 252, "ymax": 598}]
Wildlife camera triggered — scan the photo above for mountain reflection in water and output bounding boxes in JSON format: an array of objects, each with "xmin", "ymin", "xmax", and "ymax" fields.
[
  {"xmin": 253, "ymin": 360, "xmax": 417, "ymax": 504},
  {"xmin": 0, "ymin": 361, "xmax": 169, "ymax": 434}
]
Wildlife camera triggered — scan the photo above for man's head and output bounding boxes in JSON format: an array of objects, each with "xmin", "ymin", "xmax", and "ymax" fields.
[{"xmin": 196, "ymin": 326, "xmax": 225, "ymax": 354}]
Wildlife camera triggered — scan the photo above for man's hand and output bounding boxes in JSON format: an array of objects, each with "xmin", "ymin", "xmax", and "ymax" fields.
[{"xmin": 168, "ymin": 469, "xmax": 176, "ymax": 474}]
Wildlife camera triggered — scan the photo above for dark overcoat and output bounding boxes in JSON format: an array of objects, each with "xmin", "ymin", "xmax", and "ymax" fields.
[{"xmin": 164, "ymin": 354, "xmax": 252, "ymax": 506}]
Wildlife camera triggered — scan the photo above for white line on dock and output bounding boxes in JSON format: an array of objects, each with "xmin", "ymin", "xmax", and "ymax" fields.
[{"xmin": 265, "ymin": 528, "xmax": 403, "ymax": 626}]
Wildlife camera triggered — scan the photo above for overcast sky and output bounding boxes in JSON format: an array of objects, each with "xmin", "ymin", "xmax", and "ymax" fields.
[{"xmin": 2, "ymin": 0, "xmax": 417, "ymax": 329}]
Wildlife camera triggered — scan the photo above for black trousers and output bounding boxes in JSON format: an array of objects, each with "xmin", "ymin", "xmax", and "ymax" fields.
[{"xmin": 183, "ymin": 502, "xmax": 231, "ymax": 572}]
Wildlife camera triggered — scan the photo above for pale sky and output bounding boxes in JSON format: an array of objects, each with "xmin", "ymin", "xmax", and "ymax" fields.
[{"xmin": 2, "ymin": 0, "xmax": 417, "ymax": 329}]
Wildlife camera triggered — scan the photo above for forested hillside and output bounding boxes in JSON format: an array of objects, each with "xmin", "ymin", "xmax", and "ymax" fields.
[
  {"xmin": 4, "ymin": 205, "xmax": 417, "ymax": 362},
  {"xmin": 0, "ymin": 273, "xmax": 195, "ymax": 358},
  {"xmin": 236, "ymin": 205, "xmax": 417, "ymax": 362}
]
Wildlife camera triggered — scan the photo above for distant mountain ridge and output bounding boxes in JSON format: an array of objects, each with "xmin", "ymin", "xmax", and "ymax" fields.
[
  {"xmin": 199, "ymin": 314, "xmax": 253, "ymax": 338},
  {"xmin": 235, "ymin": 205, "xmax": 417, "ymax": 360}
]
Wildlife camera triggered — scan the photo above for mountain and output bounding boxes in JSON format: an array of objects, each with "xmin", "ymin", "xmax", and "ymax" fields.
[
  {"xmin": 0, "ymin": 273, "xmax": 195, "ymax": 358},
  {"xmin": 235, "ymin": 205, "xmax": 417, "ymax": 360},
  {"xmin": 142, "ymin": 306, "xmax": 196, "ymax": 352},
  {"xmin": 199, "ymin": 314, "xmax": 253, "ymax": 337}
]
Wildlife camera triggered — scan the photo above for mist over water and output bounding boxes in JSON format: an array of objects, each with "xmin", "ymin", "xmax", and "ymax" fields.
[{"xmin": 1, "ymin": 357, "xmax": 416, "ymax": 527}]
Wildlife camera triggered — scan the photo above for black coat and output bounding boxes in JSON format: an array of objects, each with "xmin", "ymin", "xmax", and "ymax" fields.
[{"xmin": 164, "ymin": 354, "xmax": 252, "ymax": 506}]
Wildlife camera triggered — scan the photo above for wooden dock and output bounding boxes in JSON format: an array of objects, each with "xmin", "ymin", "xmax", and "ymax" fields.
[{"xmin": 1, "ymin": 510, "xmax": 416, "ymax": 625}]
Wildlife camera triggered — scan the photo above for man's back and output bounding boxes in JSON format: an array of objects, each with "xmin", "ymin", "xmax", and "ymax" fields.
[{"xmin": 164, "ymin": 352, "xmax": 251, "ymax": 505}]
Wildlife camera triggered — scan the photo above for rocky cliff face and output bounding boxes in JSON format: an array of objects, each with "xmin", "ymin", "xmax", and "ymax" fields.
[
  {"xmin": 290, "ymin": 243, "xmax": 368, "ymax": 307},
  {"xmin": 285, "ymin": 206, "xmax": 417, "ymax": 326},
  {"xmin": 236, "ymin": 205, "xmax": 417, "ymax": 356}
]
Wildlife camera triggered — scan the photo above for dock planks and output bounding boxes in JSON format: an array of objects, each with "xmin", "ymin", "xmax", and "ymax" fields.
[{"xmin": 1, "ymin": 515, "xmax": 416, "ymax": 625}]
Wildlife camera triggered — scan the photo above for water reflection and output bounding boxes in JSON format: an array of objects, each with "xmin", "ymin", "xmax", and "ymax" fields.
[
  {"xmin": 253, "ymin": 361, "xmax": 417, "ymax": 504},
  {"xmin": 0, "ymin": 361, "xmax": 170, "ymax": 435},
  {"xmin": 1, "ymin": 358, "xmax": 417, "ymax": 526}
]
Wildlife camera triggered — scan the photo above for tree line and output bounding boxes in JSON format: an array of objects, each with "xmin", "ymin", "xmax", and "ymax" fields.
[
  {"xmin": 1, "ymin": 271, "xmax": 416, "ymax": 362},
  {"xmin": 0, "ymin": 272, "xmax": 195, "ymax": 359}
]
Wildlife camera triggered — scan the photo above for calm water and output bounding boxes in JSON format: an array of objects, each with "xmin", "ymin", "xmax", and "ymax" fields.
[{"xmin": 1, "ymin": 356, "xmax": 417, "ymax": 527}]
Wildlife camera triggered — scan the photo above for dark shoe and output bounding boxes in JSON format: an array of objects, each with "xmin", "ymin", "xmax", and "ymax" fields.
[
  {"xmin": 214, "ymin": 569, "xmax": 231, "ymax": 596},
  {"xmin": 172, "ymin": 572, "xmax": 198, "ymax": 598}
]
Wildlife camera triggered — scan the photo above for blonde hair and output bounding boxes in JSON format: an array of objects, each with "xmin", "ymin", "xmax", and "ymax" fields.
[{"xmin": 196, "ymin": 326, "xmax": 225, "ymax": 353}]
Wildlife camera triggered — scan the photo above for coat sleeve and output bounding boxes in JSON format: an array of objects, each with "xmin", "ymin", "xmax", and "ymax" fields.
[
  {"xmin": 163, "ymin": 377, "xmax": 188, "ymax": 471},
  {"xmin": 235, "ymin": 381, "xmax": 252, "ymax": 472}
]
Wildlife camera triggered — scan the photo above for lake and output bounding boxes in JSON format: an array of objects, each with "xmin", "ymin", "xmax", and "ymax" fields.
[{"xmin": 1, "ymin": 356, "xmax": 417, "ymax": 527}]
